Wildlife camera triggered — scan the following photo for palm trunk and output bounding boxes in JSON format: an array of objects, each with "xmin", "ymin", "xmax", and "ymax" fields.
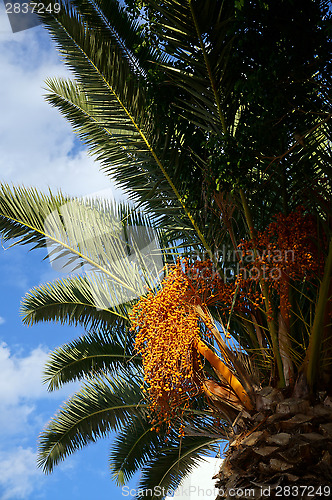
[{"xmin": 214, "ymin": 387, "xmax": 332, "ymax": 499}]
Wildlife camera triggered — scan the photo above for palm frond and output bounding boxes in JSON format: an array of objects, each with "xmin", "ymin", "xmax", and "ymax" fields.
[
  {"xmin": 43, "ymin": 77, "xmax": 177, "ymax": 222},
  {"xmin": 0, "ymin": 184, "xmax": 164, "ymax": 311},
  {"xmin": 110, "ymin": 411, "xmax": 223, "ymax": 491},
  {"xmin": 109, "ymin": 417, "xmax": 162, "ymax": 486},
  {"xmin": 70, "ymin": 0, "xmax": 164, "ymax": 77},
  {"xmin": 43, "ymin": 328, "xmax": 141, "ymax": 391},
  {"xmin": 148, "ymin": 0, "xmax": 235, "ymax": 134},
  {"xmin": 21, "ymin": 274, "xmax": 130, "ymax": 328},
  {"xmin": 137, "ymin": 433, "xmax": 220, "ymax": 500},
  {"xmin": 36, "ymin": 1, "xmax": 211, "ymax": 252},
  {"xmin": 34, "ymin": 1, "xmax": 215, "ymax": 254},
  {"xmin": 38, "ymin": 375, "xmax": 147, "ymax": 473},
  {"xmin": 0, "ymin": 184, "xmax": 69, "ymax": 249}
]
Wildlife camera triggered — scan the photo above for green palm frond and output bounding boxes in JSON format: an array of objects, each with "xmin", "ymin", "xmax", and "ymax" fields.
[
  {"xmin": 0, "ymin": 184, "xmax": 164, "ymax": 311},
  {"xmin": 148, "ymin": 0, "xmax": 235, "ymax": 134},
  {"xmin": 38, "ymin": 375, "xmax": 147, "ymax": 473},
  {"xmin": 137, "ymin": 433, "xmax": 219, "ymax": 500},
  {"xmin": 21, "ymin": 275, "xmax": 131, "ymax": 328},
  {"xmin": 70, "ymin": 0, "xmax": 163, "ymax": 77},
  {"xmin": 0, "ymin": 184, "xmax": 69, "ymax": 249},
  {"xmin": 43, "ymin": 328, "xmax": 141, "ymax": 391},
  {"xmin": 37, "ymin": 1, "xmax": 209, "ymax": 247},
  {"xmin": 110, "ymin": 417, "xmax": 162, "ymax": 486},
  {"xmin": 110, "ymin": 411, "xmax": 223, "ymax": 491},
  {"xmin": 42, "ymin": 77, "xmax": 177, "ymax": 222}
]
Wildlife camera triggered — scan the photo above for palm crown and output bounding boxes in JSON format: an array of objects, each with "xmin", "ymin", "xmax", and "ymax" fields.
[{"xmin": 0, "ymin": 0, "xmax": 331, "ymax": 497}]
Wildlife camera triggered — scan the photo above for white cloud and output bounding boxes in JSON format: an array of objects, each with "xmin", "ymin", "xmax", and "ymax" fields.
[
  {"xmin": 0, "ymin": 402, "xmax": 36, "ymax": 436},
  {"xmin": 0, "ymin": 5, "xmax": 15, "ymax": 40},
  {"xmin": 0, "ymin": 343, "xmax": 48, "ymax": 434},
  {"xmin": 0, "ymin": 343, "xmax": 48, "ymax": 405},
  {"xmin": 0, "ymin": 447, "xmax": 43, "ymax": 500},
  {"xmin": 0, "ymin": 336, "xmax": 47, "ymax": 498},
  {"xmin": 0, "ymin": 343, "xmax": 81, "ymax": 498},
  {"xmin": 0, "ymin": 12, "xmax": 125, "ymax": 199},
  {"xmin": 166, "ymin": 458, "xmax": 223, "ymax": 500},
  {"xmin": 0, "ymin": 343, "xmax": 78, "ymax": 434},
  {"xmin": 0, "ymin": 317, "xmax": 5, "ymax": 325}
]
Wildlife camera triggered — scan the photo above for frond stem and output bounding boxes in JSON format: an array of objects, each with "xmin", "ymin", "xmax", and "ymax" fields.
[
  {"xmin": 304, "ymin": 236, "xmax": 332, "ymax": 390},
  {"xmin": 188, "ymin": 0, "xmax": 227, "ymax": 135},
  {"xmin": 239, "ymin": 188, "xmax": 285, "ymax": 387}
]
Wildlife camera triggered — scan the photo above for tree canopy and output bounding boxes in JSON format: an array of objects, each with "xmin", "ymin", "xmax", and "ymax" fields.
[{"xmin": 0, "ymin": 0, "xmax": 331, "ymax": 496}]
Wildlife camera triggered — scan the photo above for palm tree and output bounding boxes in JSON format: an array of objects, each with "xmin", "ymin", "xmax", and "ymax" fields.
[{"xmin": 0, "ymin": 0, "xmax": 331, "ymax": 498}]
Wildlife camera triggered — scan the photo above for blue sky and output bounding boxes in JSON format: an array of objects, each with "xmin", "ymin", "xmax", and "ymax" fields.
[{"xmin": 0, "ymin": 4, "xmax": 133, "ymax": 499}]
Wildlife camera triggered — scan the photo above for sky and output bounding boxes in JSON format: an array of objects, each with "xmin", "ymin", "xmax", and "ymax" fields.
[{"xmin": 0, "ymin": 4, "xmax": 222, "ymax": 499}]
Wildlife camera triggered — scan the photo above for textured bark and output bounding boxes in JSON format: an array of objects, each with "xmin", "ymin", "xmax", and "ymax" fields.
[{"xmin": 214, "ymin": 388, "xmax": 332, "ymax": 499}]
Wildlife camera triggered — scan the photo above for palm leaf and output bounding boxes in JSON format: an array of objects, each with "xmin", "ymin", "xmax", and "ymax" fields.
[
  {"xmin": 0, "ymin": 184, "xmax": 164, "ymax": 311},
  {"xmin": 0, "ymin": 184, "xmax": 69, "ymax": 249},
  {"xmin": 38, "ymin": 375, "xmax": 147, "ymax": 473},
  {"xmin": 70, "ymin": 0, "xmax": 163, "ymax": 78},
  {"xmin": 43, "ymin": 328, "xmax": 141, "ymax": 391},
  {"xmin": 137, "ymin": 433, "xmax": 220, "ymax": 500},
  {"xmin": 110, "ymin": 417, "xmax": 162, "ymax": 486},
  {"xmin": 21, "ymin": 274, "xmax": 131, "ymax": 328},
  {"xmin": 110, "ymin": 412, "xmax": 223, "ymax": 491},
  {"xmin": 148, "ymin": 0, "xmax": 235, "ymax": 134},
  {"xmin": 36, "ymin": 0, "xmax": 211, "ymax": 252}
]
